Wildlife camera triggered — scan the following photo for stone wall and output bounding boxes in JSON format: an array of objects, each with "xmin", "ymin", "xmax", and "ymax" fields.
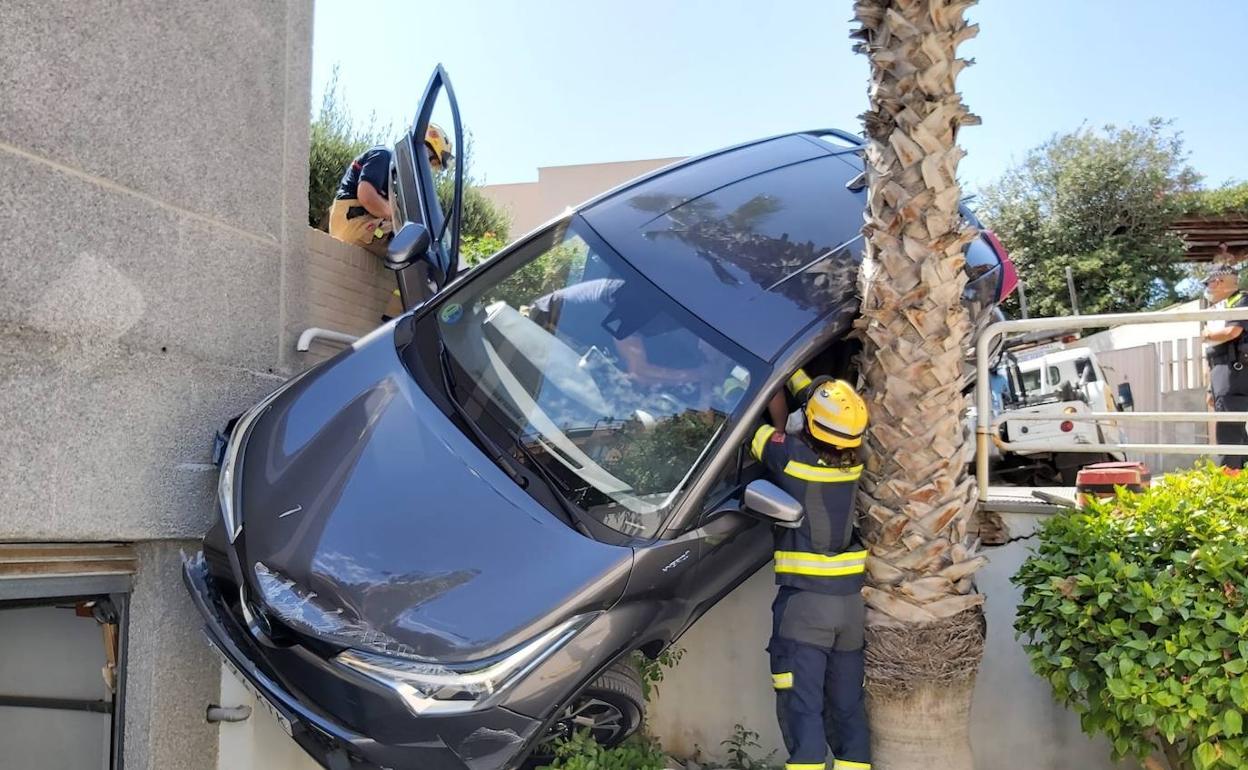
[{"xmin": 0, "ymin": 3, "xmax": 313, "ymax": 768}]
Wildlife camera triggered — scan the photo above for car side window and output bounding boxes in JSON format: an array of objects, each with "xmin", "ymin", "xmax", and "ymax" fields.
[
  {"xmin": 700, "ymin": 443, "xmax": 746, "ymax": 514},
  {"xmin": 1048, "ymin": 366, "xmax": 1062, "ymax": 387}
]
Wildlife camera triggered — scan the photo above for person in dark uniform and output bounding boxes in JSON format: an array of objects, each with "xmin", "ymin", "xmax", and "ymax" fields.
[
  {"xmin": 328, "ymin": 123, "xmax": 454, "ymax": 256},
  {"xmin": 1202, "ymin": 265, "xmax": 1248, "ymax": 468},
  {"xmin": 751, "ymin": 376, "xmax": 871, "ymax": 770}
]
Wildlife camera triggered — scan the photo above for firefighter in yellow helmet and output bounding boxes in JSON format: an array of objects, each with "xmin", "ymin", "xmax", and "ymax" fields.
[
  {"xmin": 328, "ymin": 124, "xmax": 454, "ymax": 257},
  {"xmin": 751, "ymin": 371, "xmax": 871, "ymax": 770}
]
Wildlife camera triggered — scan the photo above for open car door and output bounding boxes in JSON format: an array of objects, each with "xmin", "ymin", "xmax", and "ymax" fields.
[{"xmin": 387, "ymin": 64, "xmax": 464, "ymax": 310}]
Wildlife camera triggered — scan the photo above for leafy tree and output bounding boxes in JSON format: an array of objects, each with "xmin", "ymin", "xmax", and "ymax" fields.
[
  {"xmin": 979, "ymin": 119, "xmax": 1201, "ymax": 317},
  {"xmin": 1015, "ymin": 464, "xmax": 1248, "ymax": 770},
  {"xmin": 308, "ymin": 68, "xmax": 392, "ymax": 229}
]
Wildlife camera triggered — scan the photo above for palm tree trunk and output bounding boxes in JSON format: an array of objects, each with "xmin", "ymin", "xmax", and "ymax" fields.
[{"xmin": 851, "ymin": 1, "xmax": 986, "ymax": 768}]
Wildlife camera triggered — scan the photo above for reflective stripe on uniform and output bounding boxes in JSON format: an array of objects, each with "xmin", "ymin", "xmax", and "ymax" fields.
[
  {"xmin": 772, "ymin": 671, "xmax": 794, "ymax": 689},
  {"xmin": 833, "ymin": 761, "xmax": 871, "ymax": 770},
  {"xmin": 787, "ymin": 368, "xmax": 813, "ymax": 395},
  {"xmin": 785, "ymin": 765, "xmax": 825, "ymax": 770},
  {"xmin": 774, "ymin": 549, "xmax": 868, "ymax": 577},
  {"xmin": 752, "ymin": 425, "xmax": 777, "ymax": 460},
  {"xmin": 783, "ymin": 462, "xmax": 863, "ymax": 483}
]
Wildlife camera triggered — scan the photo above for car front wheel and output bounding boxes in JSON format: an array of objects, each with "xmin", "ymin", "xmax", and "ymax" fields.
[{"xmin": 524, "ymin": 660, "xmax": 646, "ymax": 766}]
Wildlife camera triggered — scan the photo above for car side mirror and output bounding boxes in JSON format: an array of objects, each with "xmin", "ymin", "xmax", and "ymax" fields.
[
  {"xmin": 385, "ymin": 222, "xmax": 431, "ymax": 270},
  {"xmin": 743, "ymin": 479, "xmax": 803, "ymax": 528}
]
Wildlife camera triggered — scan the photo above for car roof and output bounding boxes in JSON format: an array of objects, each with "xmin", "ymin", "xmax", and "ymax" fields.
[{"xmin": 579, "ymin": 132, "xmax": 868, "ymax": 362}]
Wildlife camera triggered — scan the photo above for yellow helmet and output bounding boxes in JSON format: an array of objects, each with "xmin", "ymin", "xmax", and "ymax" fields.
[
  {"xmin": 804, "ymin": 378, "xmax": 869, "ymax": 448},
  {"xmin": 425, "ymin": 123, "xmax": 454, "ymax": 171}
]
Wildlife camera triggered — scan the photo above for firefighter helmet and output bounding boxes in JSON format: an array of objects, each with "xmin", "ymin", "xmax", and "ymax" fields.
[
  {"xmin": 804, "ymin": 379, "xmax": 869, "ymax": 448},
  {"xmin": 425, "ymin": 123, "xmax": 454, "ymax": 171}
]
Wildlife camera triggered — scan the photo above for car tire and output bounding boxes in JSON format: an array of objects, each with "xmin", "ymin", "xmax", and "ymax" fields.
[{"xmin": 523, "ymin": 659, "xmax": 646, "ymax": 767}]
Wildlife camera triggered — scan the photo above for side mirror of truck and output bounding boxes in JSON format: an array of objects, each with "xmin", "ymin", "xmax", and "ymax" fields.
[
  {"xmin": 743, "ymin": 479, "xmax": 804, "ymax": 528},
  {"xmin": 385, "ymin": 222, "xmax": 431, "ymax": 270}
]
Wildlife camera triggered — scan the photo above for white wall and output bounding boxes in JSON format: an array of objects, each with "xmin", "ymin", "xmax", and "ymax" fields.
[
  {"xmin": 647, "ymin": 514, "xmax": 1133, "ymax": 770},
  {"xmin": 216, "ymin": 668, "xmax": 321, "ymax": 770}
]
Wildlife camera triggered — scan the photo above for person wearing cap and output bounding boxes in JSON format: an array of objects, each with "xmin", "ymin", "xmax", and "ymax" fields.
[
  {"xmin": 751, "ymin": 376, "xmax": 872, "ymax": 770},
  {"xmin": 1201, "ymin": 265, "xmax": 1248, "ymax": 468},
  {"xmin": 328, "ymin": 124, "xmax": 454, "ymax": 257}
]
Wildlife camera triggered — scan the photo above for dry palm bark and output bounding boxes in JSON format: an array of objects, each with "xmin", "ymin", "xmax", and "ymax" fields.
[{"xmin": 851, "ymin": 1, "xmax": 986, "ymax": 768}]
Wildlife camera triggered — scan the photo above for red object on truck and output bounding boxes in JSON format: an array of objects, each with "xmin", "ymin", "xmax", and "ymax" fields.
[{"xmin": 1076, "ymin": 461, "xmax": 1151, "ymax": 505}]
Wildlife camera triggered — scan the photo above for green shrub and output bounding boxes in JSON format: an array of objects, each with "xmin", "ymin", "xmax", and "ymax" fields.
[
  {"xmin": 308, "ymin": 68, "xmax": 391, "ymax": 229},
  {"xmin": 1014, "ymin": 464, "xmax": 1248, "ymax": 769},
  {"xmin": 437, "ymin": 173, "xmax": 511, "ymax": 256},
  {"xmin": 633, "ymin": 646, "xmax": 686, "ymax": 702},
  {"xmin": 537, "ymin": 730, "xmax": 667, "ymax": 770},
  {"xmin": 1180, "ymin": 182, "xmax": 1248, "ymax": 217},
  {"xmin": 720, "ymin": 724, "xmax": 780, "ymax": 770}
]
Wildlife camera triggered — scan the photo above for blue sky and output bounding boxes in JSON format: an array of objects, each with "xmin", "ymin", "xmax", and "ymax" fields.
[{"xmin": 312, "ymin": 0, "xmax": 1248, "ymax": 193}]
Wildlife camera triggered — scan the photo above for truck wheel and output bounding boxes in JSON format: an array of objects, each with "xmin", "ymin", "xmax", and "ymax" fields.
[{"xmin": 524, "ymin": 660, "xmax": 646, "ymax": 766}]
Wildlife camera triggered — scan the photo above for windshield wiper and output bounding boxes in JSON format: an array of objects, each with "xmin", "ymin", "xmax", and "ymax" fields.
[
  {"xmin": 511, "ymin": 434, "xmax": 593, "ymax": 536},
  {"xmin": 436, "ymin": 341, "xmax": 529, "ymax": 489},
  {"xmin": 435, "ymin": 339, "xmax": 587, "ymax": 535}
]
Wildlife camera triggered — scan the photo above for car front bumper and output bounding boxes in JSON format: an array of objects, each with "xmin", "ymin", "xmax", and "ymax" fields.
[{"xmin": 182, "ymin": 552, "xmax": 542, "ymax": 770}]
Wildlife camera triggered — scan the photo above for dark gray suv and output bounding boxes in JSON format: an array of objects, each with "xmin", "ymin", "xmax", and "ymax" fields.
[{"xmin": 182, "ymin": 66, "xmax": 1012, "ymax": 770}]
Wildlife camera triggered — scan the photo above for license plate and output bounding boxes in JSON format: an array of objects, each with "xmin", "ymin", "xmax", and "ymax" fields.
[{"xmin": 208, "ymin": 633, "xmax": 294, "ymax": 736}]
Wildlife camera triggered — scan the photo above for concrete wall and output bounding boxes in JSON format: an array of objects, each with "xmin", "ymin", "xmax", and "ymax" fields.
[
  {"xmin": 0, "ymin": 2, "xmax": 313, "ymax": 768},
  {"xmin": 648, "ymin": 514, "xmax": 1131, "ymax": 769},
  {"xmin": 481, "ymin": 156, "xmax": 683, "ymax": 236}
]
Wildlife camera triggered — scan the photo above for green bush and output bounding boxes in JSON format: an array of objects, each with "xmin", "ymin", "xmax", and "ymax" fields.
[
  {"xmin": 720, "ymin": 724, "xmax": 780, "ymax": 770},
  {"xmin": 308, "ymin": 68, "xmax": 391, "ymax": 229},
  {"xmin": 437, "ymin": 173, "xmax": 511, "ymax": 257},
  {"xmin": 633, "ymin": 646, "xmax": 686, "ymax": 702},
  {"xmin": 1014, "ymin": 465, "xmax": 1248, "ymax": 769},
  {"xmin": 537, "ymin": 730, "xmax": 667, "ymax": 770},
  {"xmin": 1180, "ymin": 182, "xmax": 1248, "ymax": 217}
]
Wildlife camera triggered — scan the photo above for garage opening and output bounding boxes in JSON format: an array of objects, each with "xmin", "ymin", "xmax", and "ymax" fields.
[{"xmin": 0, "ymin": 544, "xmax": 135, "ymax": 770}]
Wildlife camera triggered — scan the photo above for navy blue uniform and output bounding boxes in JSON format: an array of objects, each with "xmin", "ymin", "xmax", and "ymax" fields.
[
  {"xmin": 751, "ymin": 424, "xmax": 870, "ymax": 770},
  {"xmin": 1208, "ymin": 292, "xmax": 1248, "ymax": 469},
  {"xmin": 336, "ymin": 146, "xmax": 391, "ymax": 204}
]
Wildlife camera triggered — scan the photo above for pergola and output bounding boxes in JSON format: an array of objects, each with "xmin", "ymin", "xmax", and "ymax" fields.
[{"xmin": 1171, "ymin": 213, "xmax": 1248, "ymax": 262}]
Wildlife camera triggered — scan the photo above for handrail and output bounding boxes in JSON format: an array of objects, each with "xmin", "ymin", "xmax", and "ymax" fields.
[
  {"xmin": 999, "ymin": 411, "xmax": 1247, "ymax": 423},
  {"xmin": 975, "ymin": 307, "xmax": 1248, "ymax": 503},
  {"xmin": 296, "ymin": 327, "xmax": 359, "ymax": 352}
]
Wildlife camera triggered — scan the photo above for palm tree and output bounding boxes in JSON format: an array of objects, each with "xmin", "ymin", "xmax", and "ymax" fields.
[{"xmin": 851, "ymin": 1, "xmax": 987, "ymax": 768}]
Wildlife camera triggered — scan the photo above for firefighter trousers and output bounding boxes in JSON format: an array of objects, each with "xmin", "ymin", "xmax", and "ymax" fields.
[{"xmin": 769, "ymin": 587, "xmax": 871, "ymax": 770}]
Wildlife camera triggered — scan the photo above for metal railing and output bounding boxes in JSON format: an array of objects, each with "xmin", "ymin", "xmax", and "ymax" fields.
[
  {"xmin": 296, "ymin": 327, "xmax": 359, "ymax": 352},
  {"xmin": 974, "ymin": 307, "xmax": 1248, "ymax": 502}
]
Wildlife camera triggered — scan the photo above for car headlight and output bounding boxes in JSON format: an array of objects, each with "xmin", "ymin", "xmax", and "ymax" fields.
[
  {"xmin": 335, "ymin": 613, "xmax": 598, "ymax": 715},
  {"xmin": 218, "ymin": 374, "xmax": 307, "ymax": 542}
]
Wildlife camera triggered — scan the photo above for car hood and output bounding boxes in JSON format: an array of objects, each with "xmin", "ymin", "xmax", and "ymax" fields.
[{"xmin": 235, "ymin": 324, "xmax": 633, "ymax": 662}]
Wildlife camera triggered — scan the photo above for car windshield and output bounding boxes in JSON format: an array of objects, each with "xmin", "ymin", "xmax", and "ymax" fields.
[{"xmin": 434, "ymin": 219, "xmax": 761, "ymax": 538}]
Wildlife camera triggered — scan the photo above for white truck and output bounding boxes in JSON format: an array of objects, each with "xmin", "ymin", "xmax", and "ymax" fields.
[{"xmin": 989, "ymin": 338, "xmax": 1125, "ymax": 485}]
